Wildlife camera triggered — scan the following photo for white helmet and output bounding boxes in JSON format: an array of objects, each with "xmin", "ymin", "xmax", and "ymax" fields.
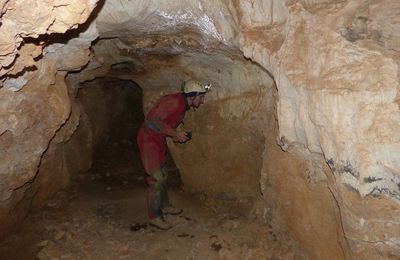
[{"xmin": 182, "ymin": 79, "xmax": 211, "ymax": 94}]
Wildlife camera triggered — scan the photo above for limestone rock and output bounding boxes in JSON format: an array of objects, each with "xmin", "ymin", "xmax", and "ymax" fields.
[
  {"xmin": 0, "ymin": 0, "xmax": 98, "ymax": 79},
  {"xmin": 237, "ymin": 1, "xmax": 400, "ymax": 257},
  {"xmin": 0, "ymin": 0, "xmax": 99, "ymax": 237}
]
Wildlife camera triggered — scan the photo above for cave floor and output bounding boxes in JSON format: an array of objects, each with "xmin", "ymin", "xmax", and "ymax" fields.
[{"xmin": 0, "ymin": 169, "xmax": 293, "ymax": 260}]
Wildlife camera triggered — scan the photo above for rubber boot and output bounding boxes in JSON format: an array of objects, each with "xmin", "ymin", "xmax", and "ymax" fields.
[
  {"xmin": 163, "ymin": 205, "xmax": 183, "ymax": 215},
  {"xmin": 149, "ymin": 216, "xmax": 172, "ymax": 230}
]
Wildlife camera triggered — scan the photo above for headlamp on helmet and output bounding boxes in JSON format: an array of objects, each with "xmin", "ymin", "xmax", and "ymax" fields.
[{"xmin": 182, "ymin": 79, "xmax": 211, "ymax": 95}]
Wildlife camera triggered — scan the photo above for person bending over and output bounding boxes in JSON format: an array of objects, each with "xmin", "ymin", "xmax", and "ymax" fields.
[{"xmin": 137, "ymin": 79, "xmax": 211, "ymax": 230}]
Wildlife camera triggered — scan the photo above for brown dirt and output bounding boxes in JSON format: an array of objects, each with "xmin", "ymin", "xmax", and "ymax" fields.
[{"xmin": 0, "ymin": 170, "xmax": 294, "ymax": 260}]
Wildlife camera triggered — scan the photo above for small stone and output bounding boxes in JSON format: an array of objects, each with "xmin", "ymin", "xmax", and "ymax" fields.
[
  {"xmin": 105, "ymin": 186, "xmax": 112, "ymax": 191},
  {"xmin": 37, "ymin": 240, "xmax": 49, "ymax": 247},
  {"xmin": 55, "ymin": 230, "xmax": 65, "ymax": 240},
  {"xmin": 46, "ymin": 200, "xmax": 59, "ymax": 208},
  {"xmin": 36, "ymin": 249, "xmax": 47, "ymax": 259},
  {"xmin": 222, "ymin": 220, "xmax": 240, "ymax": 230}
]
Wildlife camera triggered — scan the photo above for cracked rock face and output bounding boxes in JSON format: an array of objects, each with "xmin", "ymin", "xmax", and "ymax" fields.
[
  {"xmin": 0, "ymin": 0, "xmax": 399, "ymax": 258},
  {"xmin": 0, "ymin": 0, "xmax": 99, "ymax": 234}
]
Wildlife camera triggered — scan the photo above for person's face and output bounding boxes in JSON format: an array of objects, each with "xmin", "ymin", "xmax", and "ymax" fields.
[{"xmin": 192, "ymin": 94, "xmax": 205, "ymax": 108}]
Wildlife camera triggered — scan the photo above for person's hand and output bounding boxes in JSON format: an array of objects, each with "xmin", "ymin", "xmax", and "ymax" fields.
[{"xmin": 172, "ymin": 131, "xmax": 190, "ymax": 143}]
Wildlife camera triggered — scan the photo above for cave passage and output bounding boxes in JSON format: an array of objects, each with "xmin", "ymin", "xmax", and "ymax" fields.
[
  {"xmin": 78, "ymin": 78, "xmax": 147, "ymax": 183},
  {"xmin": 0, "ymin": 77, "xmax": 292, "ymax": 259}
]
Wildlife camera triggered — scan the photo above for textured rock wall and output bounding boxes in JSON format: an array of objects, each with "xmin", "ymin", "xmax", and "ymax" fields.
[
  {"xmin": 0, "ymin": 0, "xmax": 97, "ymax": 80},
  {"xmin": 0, "ymin": 0, "xmax": 98, "ymax": 235},
  {"xmin": 166, "ymin": 59, "xmax": 275, "ymax": 200},
  {"xmin": 236, "ymin": 0, "xmax": 400, "ymax": 258},
  {"xmin": 263, "ymin": 142, "xmax": 347, "ymax": 259}
]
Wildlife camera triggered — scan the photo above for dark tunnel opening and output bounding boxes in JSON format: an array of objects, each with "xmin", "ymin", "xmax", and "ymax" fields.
[{"xmin": 77, "ymin": 78, "xmax": 183, "ymax": 188}]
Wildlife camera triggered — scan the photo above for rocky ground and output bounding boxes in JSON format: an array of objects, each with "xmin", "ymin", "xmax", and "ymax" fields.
[
  {"xmin": 0, "ymin": 139, "xmax": 294, "ymax": 260},
  {"xmin": 0, "ymin": 175, "xmax": 296, "ymax": 259}
]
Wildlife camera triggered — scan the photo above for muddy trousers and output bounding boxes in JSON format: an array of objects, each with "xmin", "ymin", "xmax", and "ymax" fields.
[{"xmin": 146, "ymin": 167, "xmax": 170, "ymax": 219}]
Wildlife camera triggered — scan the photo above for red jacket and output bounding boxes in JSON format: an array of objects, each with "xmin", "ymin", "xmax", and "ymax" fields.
[
  {"xmin": 145, "ymin": 93, "xmax": 188, "ymax": 136},
  {"xmin": 137, "ymin": 93, "xmax": 188, "ymax": 173}
]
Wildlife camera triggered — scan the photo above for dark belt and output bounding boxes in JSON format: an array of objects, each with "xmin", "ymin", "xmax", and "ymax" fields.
[{"xmin": 144, "ymin": 120, "xmax": 160, "ymax": 132}]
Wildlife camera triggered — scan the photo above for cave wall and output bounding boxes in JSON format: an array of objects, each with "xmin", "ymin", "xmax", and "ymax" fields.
[
  {"xmin": 166, "ymin": 57, "xmax": 275, "ymax": 200},
  {"xmin": 262, "ymin": 138, "xmax": 348, "ymax": 259},
  {"xmin": 0, "ymin": 0, "xmax": 99, "ymax": 235},
  {"xmin": 236, "ymin": 1, "xmax": 400, "ymax": 258}
]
